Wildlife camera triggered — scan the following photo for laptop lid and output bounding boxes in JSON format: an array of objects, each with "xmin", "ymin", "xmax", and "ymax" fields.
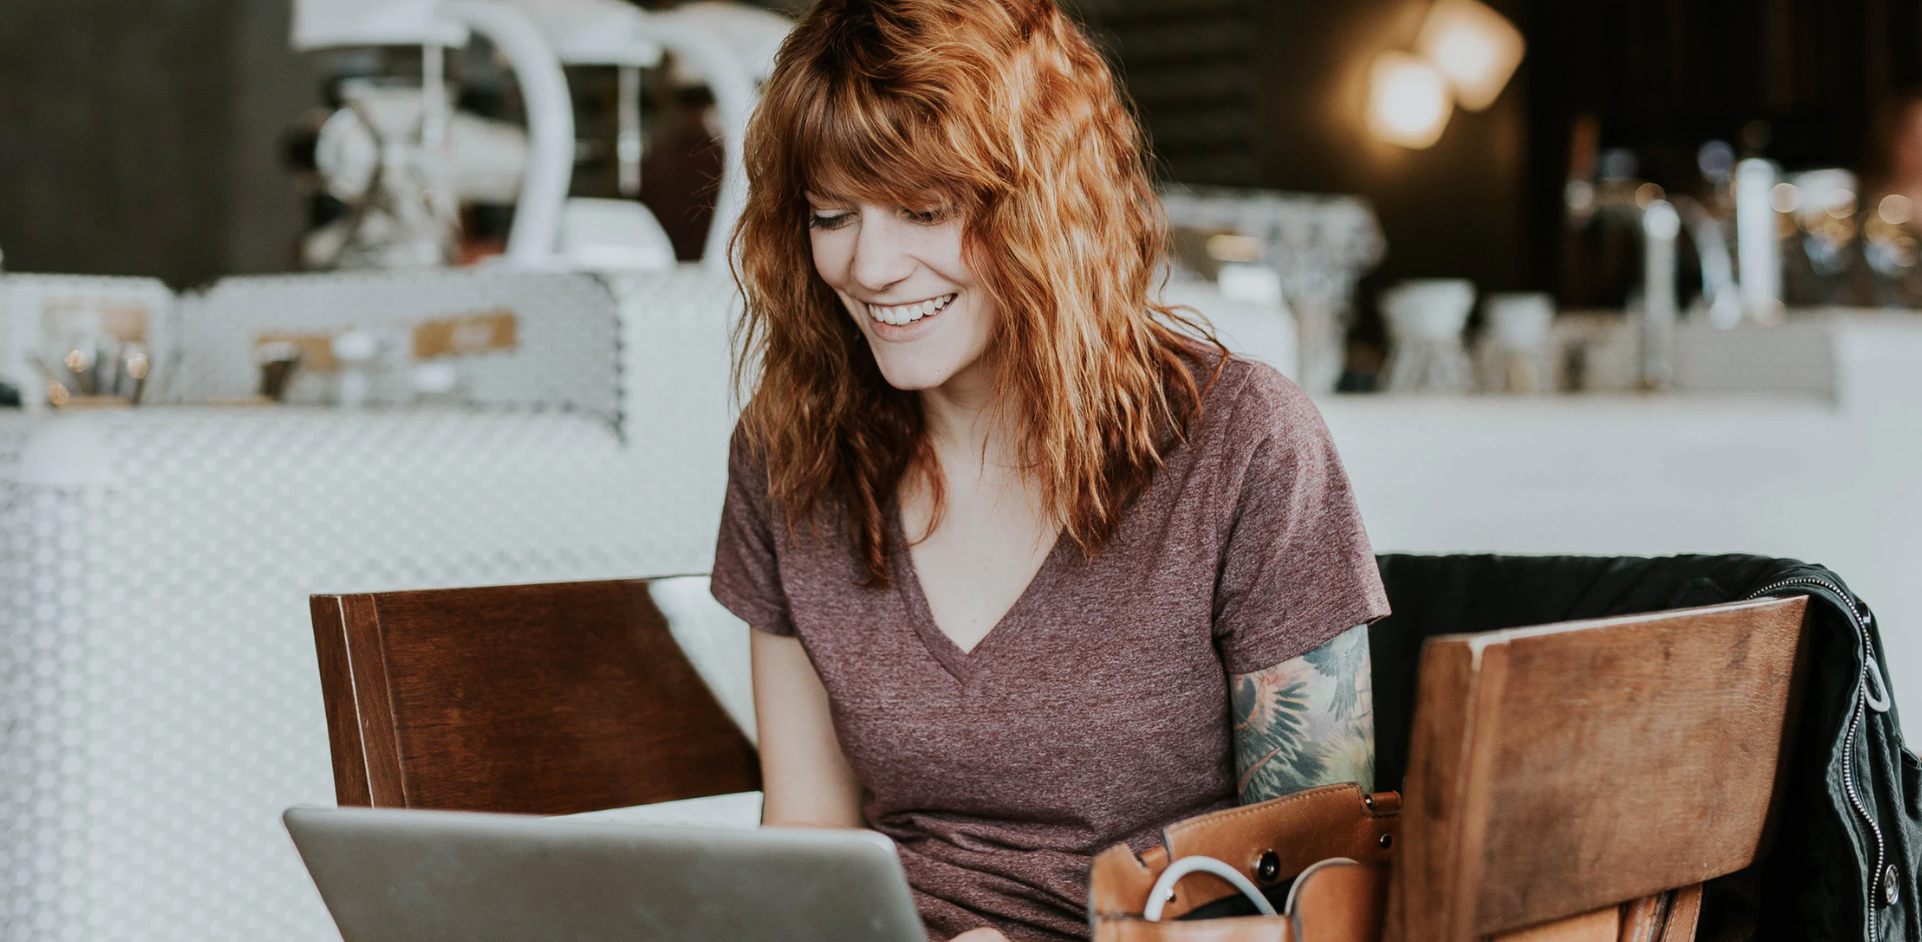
[{"xmin": 284, "ymin": 806, "xmax": 926, "ymax": 942}]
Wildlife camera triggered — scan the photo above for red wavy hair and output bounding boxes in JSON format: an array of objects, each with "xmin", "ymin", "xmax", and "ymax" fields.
[{"xmin": 731, "ymin": 0, "xmax": 1220, "ymax": 585}]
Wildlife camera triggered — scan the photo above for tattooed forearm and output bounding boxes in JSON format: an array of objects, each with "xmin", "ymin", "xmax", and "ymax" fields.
[{"xmin": 1230, "ymin": 625, "xmax": 1374, "ymax": 804}]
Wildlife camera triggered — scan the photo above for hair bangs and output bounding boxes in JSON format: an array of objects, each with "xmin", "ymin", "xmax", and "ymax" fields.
[{"xmin": 790, "ymin": 71, "xmax": 982, "ymax": 213}]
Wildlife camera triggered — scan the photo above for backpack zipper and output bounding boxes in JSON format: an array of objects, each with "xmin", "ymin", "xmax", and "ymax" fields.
[{"xmin": 1746, "ymin": 577, "xmax": 1887, "ymax": 941}]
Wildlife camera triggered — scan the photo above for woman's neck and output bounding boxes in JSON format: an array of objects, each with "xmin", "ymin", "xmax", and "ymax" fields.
[
  {"xmin": 904, "ymin": 357, "xmax": 1055, "ymax": 559},
  {"xmin": 917, "ymin": 358, "xmax": 1015, "ymax": 476}
]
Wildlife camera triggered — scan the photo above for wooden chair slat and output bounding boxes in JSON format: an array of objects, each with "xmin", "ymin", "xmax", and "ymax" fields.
[
  {"xmin": 1394, "ymin": 595, "xmax": 1811, "ymax": 941},
  {"xmin": 310, "ymin": 578, "xmax": 760, "ymax": 816}
]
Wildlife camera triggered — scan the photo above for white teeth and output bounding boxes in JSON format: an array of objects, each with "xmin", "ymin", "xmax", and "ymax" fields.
[{"xmin": 867, "ymin": 293, "xmax": 956, "ymax": 327}]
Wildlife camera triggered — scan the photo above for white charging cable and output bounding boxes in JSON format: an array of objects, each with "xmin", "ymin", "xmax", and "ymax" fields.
[
  {"xmin": 1282, "ymin": 857, "xmax": 1360, "ymax": 915},
  {"xmin": 1141, "ymin": 856, "xmax": 1277, "ymax": 922}
]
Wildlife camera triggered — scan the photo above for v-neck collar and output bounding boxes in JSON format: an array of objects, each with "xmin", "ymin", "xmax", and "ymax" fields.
[{"xmin": 888, "ymin": 507, "xmax": 1072, "ymax": 685}]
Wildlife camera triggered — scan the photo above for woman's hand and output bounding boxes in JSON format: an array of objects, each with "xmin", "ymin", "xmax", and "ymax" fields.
[{"xmin": 949, "ymin": 928, "xmax": 1011, "ymax": 942}]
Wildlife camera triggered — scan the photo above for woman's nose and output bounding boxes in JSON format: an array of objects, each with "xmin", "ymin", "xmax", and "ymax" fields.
[{"xmin": 848, "ymin": 212, "xmax": 916, "ymax": 292}]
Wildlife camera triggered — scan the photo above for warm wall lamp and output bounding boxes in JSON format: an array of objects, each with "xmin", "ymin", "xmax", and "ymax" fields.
[
  {"xmin": 1366, "ymin": 51, "xmax": 1453, "ymax": 149},
  {"xmin": 1367, "ymin": 0, "xmax": 1525, "ymax": 148}
]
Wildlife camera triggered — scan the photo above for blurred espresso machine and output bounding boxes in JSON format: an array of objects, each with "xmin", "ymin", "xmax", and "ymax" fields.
[{"xmin": 288, "ymin": 0, "xmax": 790, "ymax": 272}]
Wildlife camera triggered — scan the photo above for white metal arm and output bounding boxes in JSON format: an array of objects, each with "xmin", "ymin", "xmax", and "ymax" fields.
[{"xmin": 437, "ymin": 0, "xmax": 575, "ymax": 265}]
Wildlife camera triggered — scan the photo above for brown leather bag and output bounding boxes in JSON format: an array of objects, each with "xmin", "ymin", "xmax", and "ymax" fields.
[{"xmin": 1087, "ymin": 783, "xmax": 1399, "ymax": 942}]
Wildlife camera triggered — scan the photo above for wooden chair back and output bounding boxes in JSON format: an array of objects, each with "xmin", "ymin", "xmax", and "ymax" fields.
[
  {"xmin": 1392, "ymin": 595, "xmax": 1812, "ymax": 941},
  {"xmin": 309, "ymin": 578, "xmax": 759, "ymax": 816}
]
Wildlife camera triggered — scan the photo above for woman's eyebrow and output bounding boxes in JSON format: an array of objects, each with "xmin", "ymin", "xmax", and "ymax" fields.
[{"xmin": 803, "ymin": 190, "xmax": 852, "ymax": 206}]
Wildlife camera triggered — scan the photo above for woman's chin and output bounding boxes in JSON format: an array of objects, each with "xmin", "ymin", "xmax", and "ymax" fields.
[
  {"xmin": 868, "ymin": 343, "xmax": 999, "ymax": 394},
  {"xmin": 870, "ymin": 357, "xmax": 959, "ymax": 392}
]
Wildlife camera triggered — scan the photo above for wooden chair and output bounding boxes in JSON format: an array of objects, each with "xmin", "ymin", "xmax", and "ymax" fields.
[
  {"xmin": 309, "ymin": 578, "xmax": 759, "ymax": 816},
  {"xmin": 1389, "ymin": 594, "xmax": 1811, "ymax": 942}
]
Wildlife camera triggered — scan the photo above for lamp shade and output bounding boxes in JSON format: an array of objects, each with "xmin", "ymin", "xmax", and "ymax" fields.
[
  {"xmin": 1414, "ymin": 0, "xmax": 1525, "ymax": 112},
  {"xmin": 1367, "ymin": 51, "xmax": 1453, "ymax": 149}
]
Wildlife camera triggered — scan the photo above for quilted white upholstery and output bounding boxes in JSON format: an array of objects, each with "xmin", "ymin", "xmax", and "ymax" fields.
[{"xmin": 0, "ymin": 267, "xmax": 750, "ymax": 942}]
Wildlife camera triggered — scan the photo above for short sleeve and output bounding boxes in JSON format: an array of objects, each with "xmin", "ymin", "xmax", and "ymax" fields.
[
  {"xmin": 710, "ymin": 426, "xmax": 797, "ymax": 636},
  {"xmin": 1211, "ymin": 366, "xmax": 1390, "ymax": 675}
]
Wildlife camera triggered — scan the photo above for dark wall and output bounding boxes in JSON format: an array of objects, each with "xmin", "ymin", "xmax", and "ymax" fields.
[
  {"xmin": 1247, "ymin": 0, "xmax": 1531, "ymax": 298},
  {"xmin": 1077, "ymin": 0, "xmax": 1922, "ymax": 323},
  {"xmin": 0, "ymin": 0, "xmax": 318, "ymax": 287},
  {"xmin": 1071, "ymin": 0, "xmax": 1532, "ymax": 359},
  {"xmin": 1074, "ymin": 0, "xmax": 1531, "ymax": 297},
  {"xmin": 6, "ymin": 0, "xmax": 1917, "ymax": 295},
  {"xmin": 225, "ymin": 0, "xmax": 326, "ymax": 277},
  {"xmin": 1523, "ymin": 0, "xmax": 1922, "ymax": 304}
]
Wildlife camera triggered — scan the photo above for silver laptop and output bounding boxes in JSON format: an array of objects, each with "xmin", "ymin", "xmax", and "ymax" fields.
[{"xmin": 284, "ymin": 806, "xmax": 926, "ymax": 942}]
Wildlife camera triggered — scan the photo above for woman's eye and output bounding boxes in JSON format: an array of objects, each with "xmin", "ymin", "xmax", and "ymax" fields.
[
  {"xmin": 903, "ymin": 207, "xmax": 945, "ymax": 225},
  {"xmin": 807, "ymin": 211, "xmax": 853, "ymax": 230}
]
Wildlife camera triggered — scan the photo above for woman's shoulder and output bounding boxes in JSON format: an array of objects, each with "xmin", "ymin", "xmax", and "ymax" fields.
[
  {"xmin": 723, "ymin": 421, "xmax": 785, "ymax": 520},
  {"xmin": 1195, "ymin": 353, "xmax": 1327, "ymax": 446},
  {"xmin": 725, "ymin": 421, "xmax": 768, "ymax": 481}
]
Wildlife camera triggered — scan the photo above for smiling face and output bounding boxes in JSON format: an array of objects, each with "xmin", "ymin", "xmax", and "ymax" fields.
[{"xmin": 806, "ymin": 193, "xmax": 998, "ymax": 397}]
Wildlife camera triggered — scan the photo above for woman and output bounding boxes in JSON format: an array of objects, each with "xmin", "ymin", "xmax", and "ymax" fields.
[{"xmin": 710, "ymin": 1, "xmax": 1389, "ymax": 939}]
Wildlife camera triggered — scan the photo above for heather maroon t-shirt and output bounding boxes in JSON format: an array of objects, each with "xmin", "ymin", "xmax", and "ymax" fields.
[{"xmin": 710, "ymin": 356, "xmax": 1389, "ymax": 942}]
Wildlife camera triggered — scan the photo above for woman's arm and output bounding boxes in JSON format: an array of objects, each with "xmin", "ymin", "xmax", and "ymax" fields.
[
  {"xmin": 751, "ymin": 629, "xmax": 866, "ymax": 828},
  {"xmin": 1230, "ymin": 624, "xmax": 1375, "ymax": 804}
]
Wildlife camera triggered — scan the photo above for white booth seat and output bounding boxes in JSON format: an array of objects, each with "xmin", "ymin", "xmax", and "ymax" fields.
[
  {"xmin": 0, "ymin": 408, "xmax": 671, "ymax": 942},
  {"xmin": 0, "ymin": 267, "xmax": 740, "ymax": 942}
]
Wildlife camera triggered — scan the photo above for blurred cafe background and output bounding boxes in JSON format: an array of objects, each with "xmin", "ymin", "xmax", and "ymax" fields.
[{"xmin": 2, "ymin": 0, "xmax": 1921, "ymax": 939}]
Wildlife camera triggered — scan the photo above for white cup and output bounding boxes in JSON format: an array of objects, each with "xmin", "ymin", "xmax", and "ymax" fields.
[
  {"xmin": 1381, "ymin": 279, "xmax": 1475, "ymax": 342},
  {"xmin": 1483, "ymin": 292, "xmax": 1555, "ymax": 349}
]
